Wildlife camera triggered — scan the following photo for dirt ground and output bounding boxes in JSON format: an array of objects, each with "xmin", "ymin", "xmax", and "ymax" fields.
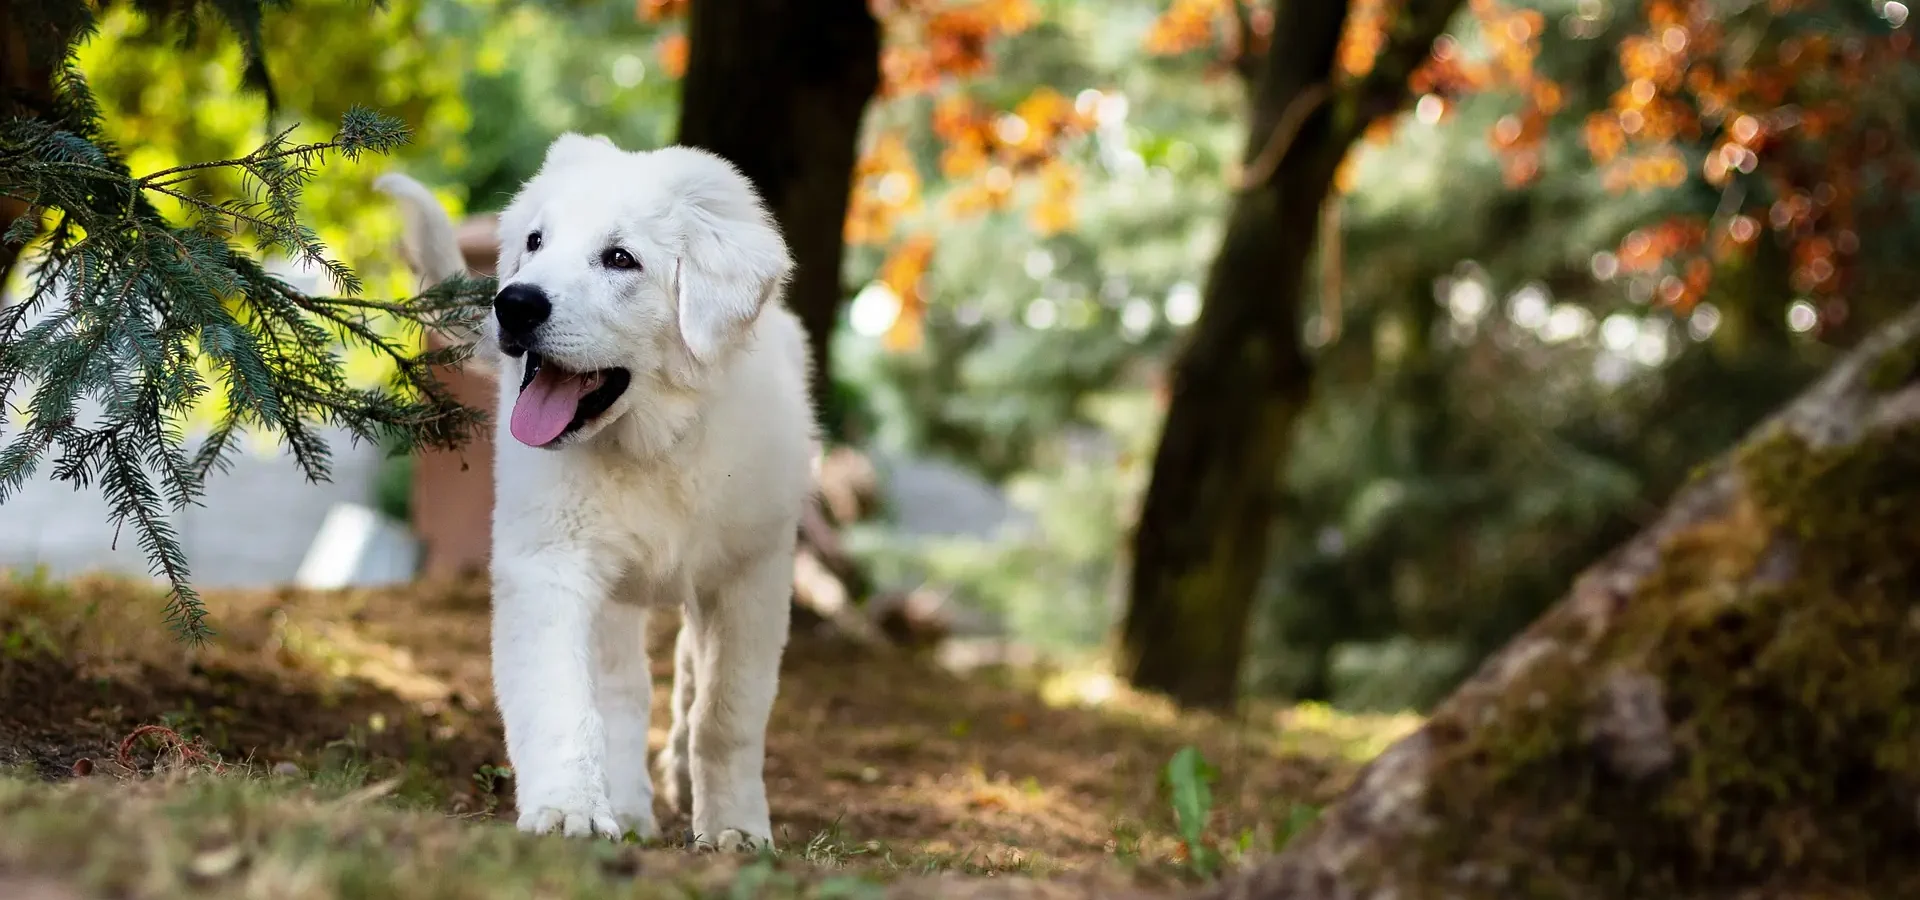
[{"xmin": 0, "ymin": 573, "xmax": 1416, "ymax": 893}]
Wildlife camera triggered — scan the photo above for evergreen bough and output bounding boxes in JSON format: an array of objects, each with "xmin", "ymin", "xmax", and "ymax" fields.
[{"xmin": 1, "ymin": 1, "xmax": 493, "ymax": 641}]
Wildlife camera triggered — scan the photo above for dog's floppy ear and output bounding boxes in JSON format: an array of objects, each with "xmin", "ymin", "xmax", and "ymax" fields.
[{"xmin": 656, "ymin": 146, "xmax": 792, "ymax": 364}]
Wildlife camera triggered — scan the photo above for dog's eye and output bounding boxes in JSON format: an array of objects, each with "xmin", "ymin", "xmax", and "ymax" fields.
[
  {"xmin": 526, "ymin": 231, "xmax": 542, "ymax": 253},
  {"xmin": 602, "ymin": 247, "xmax": 641, "ymax": 271}
]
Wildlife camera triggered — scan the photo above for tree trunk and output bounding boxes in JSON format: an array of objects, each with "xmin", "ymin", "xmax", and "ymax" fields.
[
  {"xmin": 1119, "ymin": 0, "xmax": 1465, "ymax": 710},
  {"xmin": 674, "ymin": 0, "xmax": 881, "ymax": 429},
  {"xmin": 1199, "ymin": 302, "xmax": 1920, "ymax": 898},
  {"xmin": 0, "ymin": 6, "xmax": 72, "ymax": 292}
]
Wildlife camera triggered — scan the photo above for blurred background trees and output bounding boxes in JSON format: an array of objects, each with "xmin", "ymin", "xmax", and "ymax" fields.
[
  {"xmin": 1119, "ymin": 0, "xmax": 1466, "ymax": 710},
  {"xmin": 7, "ymin": 0, "xmax": 1917, "ymax": 710}
]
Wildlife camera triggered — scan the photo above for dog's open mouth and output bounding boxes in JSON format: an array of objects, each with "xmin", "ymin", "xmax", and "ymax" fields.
[{"xmin": 508, "ymin": 350, "xmax": 632, "ymax": 448}]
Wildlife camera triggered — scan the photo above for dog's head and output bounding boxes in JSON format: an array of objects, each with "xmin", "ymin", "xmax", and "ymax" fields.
[{"xmin": 487, "ymin": 133, "xmax": 792, "ymax": 450}]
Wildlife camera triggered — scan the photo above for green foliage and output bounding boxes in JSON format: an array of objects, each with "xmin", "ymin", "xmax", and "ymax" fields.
[
  {"xmin": 839, "ymin": 0, "xmax": 1241, "ymax": 478},
  {"xmin": 437, "ymin": 0, "xmax": 681, "ymax": 209},
  {"xmin": 1164, "ymin": 745, "xmax": 1220, "ymax": 878},
  {"xmin": 846, "ymin": 389, "xmax": 1158, "ymax": 653},
  {"xmin": 0, "ymin": 9, "xmax": 490, "ymax": 640},
  {"xmin": 74, "ymin": 0, "xmax": 476, "ymax": 311}
]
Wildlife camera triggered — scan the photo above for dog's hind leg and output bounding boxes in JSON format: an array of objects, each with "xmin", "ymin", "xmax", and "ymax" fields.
[
  {"xmin": 595, "ymin": 593, "xmax": 657, "ymax": 840},
  {"xmin": 683, "ymin": 549, "xmax": 794, "ymax": 851},
  {"xmin": 657, "ymin": 619, "xmax": 697, "ymax": 818}
]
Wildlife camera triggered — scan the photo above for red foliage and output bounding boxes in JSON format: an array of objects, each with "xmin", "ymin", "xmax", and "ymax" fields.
[
  {"xmin": 644, "ymin": 0, "xmax": 1091, "ymax": 351},
  {"xmin": 1148, "ymin": 0, "xmax": 1920, "ymax": 321},
  {"xmin": 1572, "ymin": 2, "xmax": 1919, "ymax": 313}
]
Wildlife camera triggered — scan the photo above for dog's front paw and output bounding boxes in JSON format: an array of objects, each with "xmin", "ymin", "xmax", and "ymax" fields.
[
  {"xmin": 692, "ymin": 827, "xmax": 770, "ymax": 853},
  {"xmin": 516, "ymin": 792, "xmax": 622, "ymax": 839}
]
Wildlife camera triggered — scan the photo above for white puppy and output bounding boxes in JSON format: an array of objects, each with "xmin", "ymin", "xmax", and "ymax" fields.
[{"xmin": 375, "ymin": 133, "xmax": 814, "ymax": 850}]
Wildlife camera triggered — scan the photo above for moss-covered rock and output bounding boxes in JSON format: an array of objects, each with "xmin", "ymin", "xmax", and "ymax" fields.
[
  {"xmin": 1202, "ymin": 305, "xmax": 1920, "ymax": 900},
  {"xmin": 1413, "ymin": 425, "xmax": 1920, "ymax": 898}
]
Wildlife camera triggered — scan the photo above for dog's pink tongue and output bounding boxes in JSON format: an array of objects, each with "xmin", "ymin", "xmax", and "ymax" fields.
[{"xmin": 510, "ymin": 365, "xmax": 595, "ymax": 447}]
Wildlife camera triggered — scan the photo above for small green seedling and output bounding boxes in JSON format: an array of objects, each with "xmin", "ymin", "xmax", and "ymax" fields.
[
  {"xmin": 1165, "ymin": 745, "xmax": 1221, "ymax": 878},
  {"xmin": 1276, "ymin": 801, "xmax": 1321, "ymax": 851}
]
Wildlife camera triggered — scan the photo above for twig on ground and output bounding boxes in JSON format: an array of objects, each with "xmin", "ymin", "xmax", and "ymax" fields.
[{"xmin": 114, "ymin": 724, "xmax": 227, "ymax": 775}]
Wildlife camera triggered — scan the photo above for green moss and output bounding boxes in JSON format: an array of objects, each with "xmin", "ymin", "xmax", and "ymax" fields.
[
  {"xmin": 1408, "ymin": 419, "xmax": 1920, "ymax": 898},
  {"xmin": 1865, "ymin": 337, "xmax": 1920, "ymax": 392}
]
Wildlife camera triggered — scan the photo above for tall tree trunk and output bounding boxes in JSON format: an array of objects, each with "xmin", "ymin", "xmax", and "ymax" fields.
[
  {"xmin": 1199, "ymin": 302, "xmax": 1920, "ymax": 898},
  {"xmin": 0, "ymin": 7, "xmax": 72, "ymax": 293},
  {"xmin": 674, "ymin": 0, "xmax": 881, "ymax": 430},
  {"xmin": 1119, "ymin": 0, "xmax": 1466, "ymax": 710}
]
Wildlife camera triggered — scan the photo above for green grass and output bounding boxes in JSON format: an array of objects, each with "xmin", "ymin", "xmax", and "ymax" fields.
[{"xmin": 0, "ymin": 767, "xmax": 966, "ymax": 900}]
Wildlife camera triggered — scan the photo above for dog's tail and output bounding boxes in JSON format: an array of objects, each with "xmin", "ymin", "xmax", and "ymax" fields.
[
  {"xmin": 375, "ymin": 172, "xmax": 501, "ymax": 375},
  {"xmin": 374, "ymin": 172, "xmax": 469, "ymax": 287}
]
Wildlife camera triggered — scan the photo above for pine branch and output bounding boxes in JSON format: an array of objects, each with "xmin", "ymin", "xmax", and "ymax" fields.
[{"xmin": 0, "ymin": 51, "xmax": 492, "ymax": 643}]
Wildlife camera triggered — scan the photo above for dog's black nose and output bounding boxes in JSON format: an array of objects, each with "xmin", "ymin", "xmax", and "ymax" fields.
[{"xmin": 494, "ymin": 283, "xmax": 551, "ymax": 344}]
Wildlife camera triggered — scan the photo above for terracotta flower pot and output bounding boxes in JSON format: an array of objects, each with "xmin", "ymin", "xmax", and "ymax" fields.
[{"xmin": 408, "ymin": 215, "xmax": 500, "ymax": 580}]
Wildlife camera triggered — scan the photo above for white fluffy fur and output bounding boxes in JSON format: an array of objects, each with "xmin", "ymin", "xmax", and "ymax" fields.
[{"xmin": 376, "ymin": 135, "xmax": 814, "ymax": 849}]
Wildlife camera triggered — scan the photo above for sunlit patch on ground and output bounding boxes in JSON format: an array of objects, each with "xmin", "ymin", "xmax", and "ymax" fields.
[{"xmin": 1266, "ymin": 701, "xmax": 1423, "ymax": 763}]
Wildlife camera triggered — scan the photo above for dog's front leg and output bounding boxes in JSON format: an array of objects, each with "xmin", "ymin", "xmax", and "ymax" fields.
[
  {"xmin": 596, "ymin": 595, "xmax": 657, "ymax": 840},
  {"xmin": 684, "ymin": 550, "xmax": 793, "ymax": 851},
  {"xmin": 493, "ymin": 548, "xmax": 622, "ymax": 839}
]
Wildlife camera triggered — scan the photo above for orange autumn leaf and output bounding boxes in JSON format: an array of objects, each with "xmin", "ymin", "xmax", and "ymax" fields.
[
  {"xmin": 650, "ymin": 1, "xmax": 1037, "ymax": 97},
  {"xmin": 941, "ymin": 174, "xmax": 1013, "ymax": 217},
  {"xmin": 968, "ymin": 791, "xmax": 1009, "ymax": 810},
  {"xmin": 1142, "ymin": 0, "xmax": 1270, "ymax": 74},
  {"xmin": 932, "ymin": 93, "xmax": 986, "ymax": 141},
  {"xmin": 1501, "ymin": 149, "xmax": 1540, "ymax": 187},
  {"xmin": 1147, "ymin": 0, "xmax": 1563, "ymax": 189},
  {"xmin": 983, "ymin": 0, "xmax": 1037, "ymax": 33},
  {"xmin": 1332, "ymin": 148, "xmax": 1362, "ymax": 195},
  {"xmin": 924, "ymin": 8, "xmax": 996, "ymax": 79},
  {"xmin": 940, "ymin": 136, "xmax": 990, "ymax": 178},
  {"xmin": 1027, "ymin": 158, "xmax": 1077, "ymax": 235},
  {"xmin": 629, "ymin": 0, "xmax": 1085, "ymax": 248},
  {"xmin": 878, "ymin": 234, "xmax": 935, "ymax": 296},
  {"xmin": 656, "ymin": 33, "xmax": 688, "ymax": 79},
  {"xmin": 1012, "ymin": 87, "xmax": 1073, "ymax": 136},
  {"xmin": 636, "ymin": 0, "xmax": 687, "ymax": 21},
  {"xmin": 880, "ymin": 46, "xmax": 941, "ymax": 97},
  {"xmin": 884, "ymin": 307, "xmax": 926, "ymax": 352},
  {"xmin": 1337, "ymin": 0, "xmax": 1391, "ymax": 79},
  {"xmin": 1546, "ymin": 0, "xmax": 1909, "ymax": 304},
  {"xmin": 845, "ymin": 133, "xmax": 924, "ymax": 246},
  {"xmin": 1144, "ymin": 0, "xmax": 1224, "ymax": 56},
  {"xmin": 1584, "ymin": 113, "xmax": 1627, "ymax": 165},
  {"xmin": 1462, "ymin": 0, "xmax": 1557, "ymax": 184},
  {"xmin": 877, "ymin": 235, "xmax": 936, "ymax": 352},
  {"xmin": 1359, "ymin": 116, "xmax": 1397, "ymax": 148},
  {"xmin": 843, "ymin": 2, "xmax": 1095, "ymax": 295},
  {"xmin": 895, "ymin": 0, "xmax": 1037, "ymax": 93},
  {"xmin": 1531, "ymin": 80, "xmax": 1563, "ymax": 115}
]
